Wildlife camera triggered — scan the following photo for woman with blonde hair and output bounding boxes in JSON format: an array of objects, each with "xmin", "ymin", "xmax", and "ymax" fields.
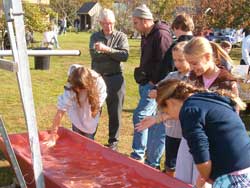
[
  {"xmin": 45, "ymin": 65, "xmax": 107, "ymax": 147},
  {"xmin": 186, "ymin": 37, "xmax": 237, "ymax": 94},
  {"xmin": 156, "ymin": 79, "xmax": 250, "ymax": 187}
]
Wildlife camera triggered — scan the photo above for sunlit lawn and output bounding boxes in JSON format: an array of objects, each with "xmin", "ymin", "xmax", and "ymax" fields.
[{"xmin": 0, "ymin": 32, "xmax": 248, "ymax": 186}]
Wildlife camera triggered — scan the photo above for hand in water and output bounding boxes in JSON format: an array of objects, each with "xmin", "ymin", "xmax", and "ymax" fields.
[{"xmin": 43, "ymin": 131, "xmax": 59, "ymax": 147}]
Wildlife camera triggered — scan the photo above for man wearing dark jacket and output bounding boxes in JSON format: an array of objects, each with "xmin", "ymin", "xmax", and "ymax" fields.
[{"xmin": 131, "ymin": 4, "xmax": 172, "ymax": 169}]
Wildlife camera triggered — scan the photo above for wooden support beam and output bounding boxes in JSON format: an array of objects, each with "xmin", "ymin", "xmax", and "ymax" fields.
[{"xmin": 0, "ymin": 58, "xmax": 18, "ymax": 72}]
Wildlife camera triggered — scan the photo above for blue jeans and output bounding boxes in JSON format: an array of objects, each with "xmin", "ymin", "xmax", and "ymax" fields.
[
  {"xmin": 72, "ymin": 125, "xmax": 95, "ymax": 140},
  {"xmin": 131, "ymin": 83, "xmax": 165, "ymax": 168}
]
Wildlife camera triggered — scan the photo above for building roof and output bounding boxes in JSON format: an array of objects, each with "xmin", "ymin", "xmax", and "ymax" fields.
[{"xmin": 77, "ymin": 2, "xmax": 98, "ymax": 15}]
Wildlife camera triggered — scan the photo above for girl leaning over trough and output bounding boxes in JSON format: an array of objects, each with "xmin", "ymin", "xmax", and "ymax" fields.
[{"xmin": 137, "ymin": 79, "xmax": 250, "ymax": 188}]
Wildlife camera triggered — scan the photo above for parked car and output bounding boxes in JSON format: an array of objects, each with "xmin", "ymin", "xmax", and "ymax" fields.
[{"xmin": 208, "ymin": 28, "xmax": 244, "ymax": 45}]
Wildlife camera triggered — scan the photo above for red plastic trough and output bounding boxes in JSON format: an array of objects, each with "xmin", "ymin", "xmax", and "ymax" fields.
[{"xmin": 0, "ymin": 127, "xmax": 192, "ymax": 188}]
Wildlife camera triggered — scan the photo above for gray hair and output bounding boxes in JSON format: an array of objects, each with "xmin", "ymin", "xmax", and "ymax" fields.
[{"xmin": 98, "ymin": 8, "xmax": 115, "ymax": 23}]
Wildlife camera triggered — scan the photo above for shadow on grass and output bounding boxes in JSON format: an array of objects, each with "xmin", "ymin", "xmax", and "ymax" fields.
[
  {"xmin": 122, "ymin": 109, "xmax": 135, "ymax": 113},
  {"xmin": 0, "ymin": 150, "xmax": 14, "ymax": 186}
]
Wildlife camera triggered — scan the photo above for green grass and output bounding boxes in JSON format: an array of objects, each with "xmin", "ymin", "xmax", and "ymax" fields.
[{"xmin": 0, "ymin": 32, "xmax": 249, "ymax": 186}]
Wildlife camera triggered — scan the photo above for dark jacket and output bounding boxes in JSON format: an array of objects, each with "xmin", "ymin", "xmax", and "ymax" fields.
[
  {"xmin": 180, "ymin": 92, "xmax": 250, "ymax": 180},
  {"xmin": 162, "ymin": 35, "xmax": 193, "ymax": 76},
  {"xmin": 139, "ymin": 21, "xmax": 172, "ymax": 84}
]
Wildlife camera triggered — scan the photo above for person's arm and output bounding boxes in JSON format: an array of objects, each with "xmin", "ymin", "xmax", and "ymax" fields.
[
  {"xmin": 43, "ymin": 109, "xmax": 65, "ymax": 147},
  {"xmin": 50, "ymin": 89, "xmax": 73, "ymax": 132},
  {"xmin": 196, "ymin": 169, "xmax": 213, "ymax": 188},
  {"xmin": 51, "ymin": 109, "xmax": 65, "ymax": 133},
  {"xmin": 135, "ymin": 112, "xmax": 170, "ymax": 132},
  {"xmin": 89, "ymin": 34, "xmax": 107, "ymax": 61},
  {"xmin": 242, "ymin": 37, "xmax": 250, "ymax": 65},
  {"xmin": 107, "ymin": 34, "xmax": 129, "ymax": 62},
  {"xmin": 180, "ymin": 106, "xmax": 212, "ymax": 178},
  {"xmin": 151, "ymin": 34, "xmax": 172, "ymax": 83},
  {"xmin": 96, "ymin": 75, "xmax": 107, "ymax": 107},
  {"xmin": 148, "ymin": 73, "xmax": 175, "ymax": 99},
  {"xmin": 89, "ymin": 33, "xmax": 129, "ymax": 62},
  {"xmin": 196, "ymin": 160, "xmax": 212, "ymax": 185}
]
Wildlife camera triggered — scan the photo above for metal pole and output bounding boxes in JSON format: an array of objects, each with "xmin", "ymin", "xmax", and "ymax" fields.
[
  {"xmin": 3, "ymin": 0, "xmax": 45, "ymax": 187},
  {"xmin": 0, "ymin": 49, "xmax": 81, "ymax": 56},
  {"xmin": 0, "ymin": 116, "xmax": 27, "ymax": 188}
]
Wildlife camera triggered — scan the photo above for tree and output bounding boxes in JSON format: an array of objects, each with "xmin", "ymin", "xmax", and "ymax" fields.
[
  {"xmin": 194, "ymin": 0, "xmax": 250, "ymax": 29},
  {"xmin": 23, "ymin": 3, "xmax": 57, "ymax": 32},
  {"xmin": 50, "ymin": 0, "xmax": 86, "ymax": 26},
  {"xmin": 113, "ymin": 1, "xmax": 138, "ymax": 37},
  {"xmin": 145, "ymin": 0, "xmax": 195, "ymax": 22},
  {"xmin": 98, "ymin": 0, "xmax": 113, "ymax": 8}
]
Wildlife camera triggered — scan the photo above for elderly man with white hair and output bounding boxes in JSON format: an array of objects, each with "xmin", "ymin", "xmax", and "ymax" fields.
[{"xmin": 89, "ymin": 8, "xmax": 129, "ymax": 151}]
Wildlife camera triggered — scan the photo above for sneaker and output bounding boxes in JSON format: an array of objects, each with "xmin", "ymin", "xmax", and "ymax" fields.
[
  {"xmin": 104, "ymin": 142, "xmax": 118, "ymax": 151},
  {"xmin": 130, "ymin": 154, "xmax": 145, "ymax": 163},
  {"xmin": 136, "ymin": 158, "xmax": 145, "ymax": 163},
  {"xmin": 144, "ymin": 159, "xmax": 161, "ymax": 170}
]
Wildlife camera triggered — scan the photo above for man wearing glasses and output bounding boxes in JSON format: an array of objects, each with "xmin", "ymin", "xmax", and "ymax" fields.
[{"xmin": 89, "ymin": 9, "xmax": 129, "ymax": 151}]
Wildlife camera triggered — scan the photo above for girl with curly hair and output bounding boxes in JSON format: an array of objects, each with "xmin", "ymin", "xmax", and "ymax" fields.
[
  {"xmin": 46, "ymin": 64, "xmax": 106, "ymax": 146},
  {"xmin": 137, "ymin": 79, "xmax": 250, "ymax": 188}
]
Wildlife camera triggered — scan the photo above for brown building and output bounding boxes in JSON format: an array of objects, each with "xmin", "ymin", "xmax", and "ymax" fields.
[{"xmin": 77, "ymin": 2, "xmax": 102, "ymax": 31}]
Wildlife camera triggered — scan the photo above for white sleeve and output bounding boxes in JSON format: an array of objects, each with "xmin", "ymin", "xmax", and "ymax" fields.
[
  {"xmin": 96, "ymin": 76, "xmax": 107, "ymax": 107},
  {"xmin": 242, "ymin": 37, "xmax": 250, "ymax": 65},
  {"xmin": 57, "ymin": 89, "xmax": 74, "ymax": 111}
]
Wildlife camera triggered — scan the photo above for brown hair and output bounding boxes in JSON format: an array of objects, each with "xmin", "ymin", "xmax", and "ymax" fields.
[
  {"xmin": 171, "ymin": 13, "xmax": 194, "ymax": 32},
  {"xmin": 156, "ymin": 79, "xmax": 246, "ymax": 111},
  {"xmin": 210, "ymin": 41, "xmax": 233, "ymax": 66},
  {"xmin": 68, "ymin": 67, "xmax": 100, "ymax": 117}
]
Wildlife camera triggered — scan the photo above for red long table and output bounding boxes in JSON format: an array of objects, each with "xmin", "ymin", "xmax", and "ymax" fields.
[{"xmin": 0, "ymin": 127, "xmax": 192, "ymax": 188}]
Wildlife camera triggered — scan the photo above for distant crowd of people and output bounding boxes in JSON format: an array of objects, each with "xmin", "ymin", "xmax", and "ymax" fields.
[{"xmin": 42, "ymin": 5, "xmax": 250, "ymax": 188}]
